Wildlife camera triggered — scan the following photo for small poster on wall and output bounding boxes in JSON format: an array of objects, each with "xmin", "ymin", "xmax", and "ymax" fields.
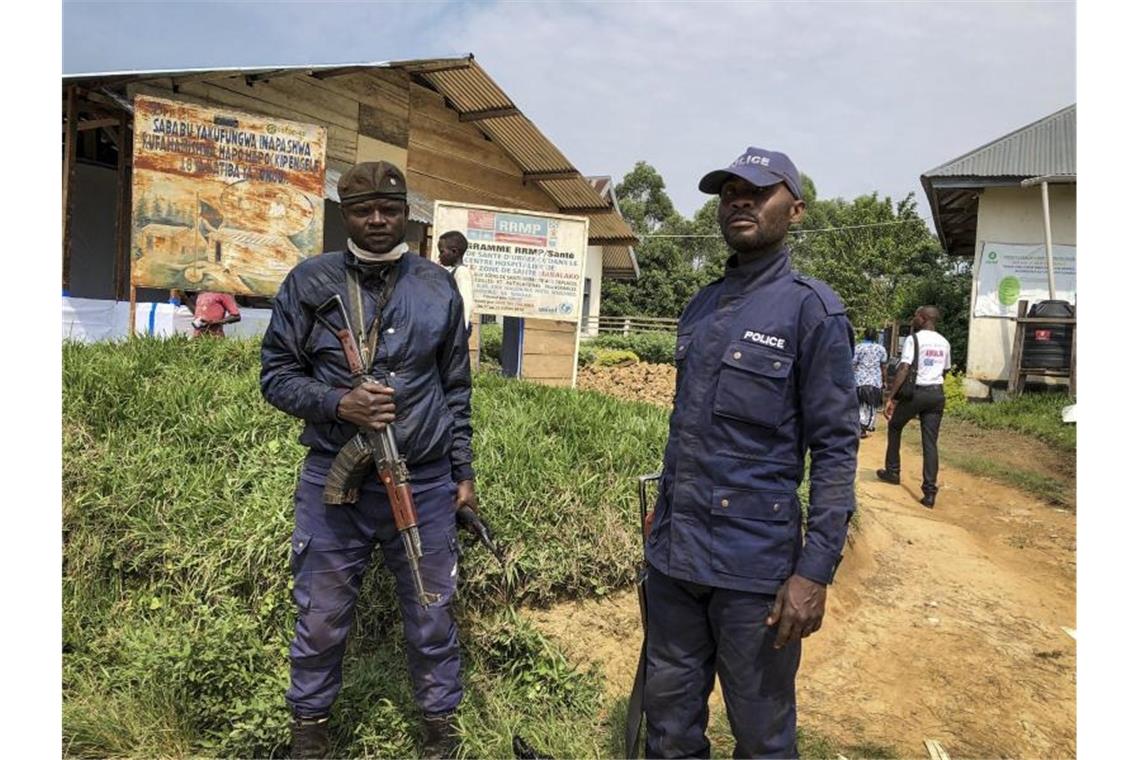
[{"xmin": 975, "ymin": 241, "xmax": 1076, "ymax": 317}]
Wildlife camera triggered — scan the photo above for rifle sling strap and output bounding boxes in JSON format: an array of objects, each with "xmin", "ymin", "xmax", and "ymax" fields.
[{"xmin": 345, "ymin": 263, "xmax": 397, "ymax": 374}]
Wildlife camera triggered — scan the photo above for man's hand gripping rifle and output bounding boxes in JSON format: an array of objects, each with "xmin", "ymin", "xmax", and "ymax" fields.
[{"xmin": 312, "ymin": 295, "xmax": 439, "ymax": 608}]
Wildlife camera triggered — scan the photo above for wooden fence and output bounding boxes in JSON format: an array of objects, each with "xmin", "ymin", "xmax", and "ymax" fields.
[{"xmin": 580, "ymin": 315, "xmax": 679, "ymax": 335}]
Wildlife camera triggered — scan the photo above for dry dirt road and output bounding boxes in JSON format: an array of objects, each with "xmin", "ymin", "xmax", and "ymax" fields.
[{"xmin": 526, "ymin": 423, "xmax": 1076, "ymax": 758}]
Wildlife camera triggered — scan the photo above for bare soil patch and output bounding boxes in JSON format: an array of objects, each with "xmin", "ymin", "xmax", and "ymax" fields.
[{"xmin": 529, "ymin": 366, "xmax": 1076, "ymax": 757}]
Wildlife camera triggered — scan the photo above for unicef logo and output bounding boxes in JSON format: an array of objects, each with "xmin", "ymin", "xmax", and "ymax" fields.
[{"xmin": 558, "ymin": 303, "xmax": 572, "ymax": 315}]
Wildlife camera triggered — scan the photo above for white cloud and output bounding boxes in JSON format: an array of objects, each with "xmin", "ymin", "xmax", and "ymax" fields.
[{"xmin": 64, "ymin": 0, "xmax": 1075, "ymax": 217}]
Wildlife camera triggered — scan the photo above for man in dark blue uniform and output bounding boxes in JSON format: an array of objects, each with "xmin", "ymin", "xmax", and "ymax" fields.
[
  {"xmin": 260, "ymin": 161, "xmax": 476, "ymax": 759},
  {"xmin": 643, "ymin": 147, "xmax": 859, "ymax": 758}
]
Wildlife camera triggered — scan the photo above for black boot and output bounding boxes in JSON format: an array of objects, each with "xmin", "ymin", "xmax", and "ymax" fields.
[
  {"xmin": 920, "ymin": 492, "xmax": 936, "ymax": 509},
  {"xmin": 290, "ymin": 714, "xmax": 331, "ymax": 759},
  {"xmin": 876, "ymin": 468, "xmax": 900, "ymax": 485},
  {"xmin": 422, "ymin": 712, "xmax": 460, "ymax": 760}
]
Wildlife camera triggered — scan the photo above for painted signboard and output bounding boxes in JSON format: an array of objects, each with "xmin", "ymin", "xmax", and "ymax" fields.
[
  {"xmin": 975, "ymin": 241, "xmax": 1076, "ymax": 317},
  {"xmin": 430, "ymin": 202, "xmax": 589, "ymax": 321},
  {"xmin": 130, "ymin": 95, "xmax": 327, "ymax": 296}
]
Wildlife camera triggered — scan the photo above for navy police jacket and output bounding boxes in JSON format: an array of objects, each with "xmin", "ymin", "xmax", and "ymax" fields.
[
  {"xmin": 646, "ymin": 247, "xmax": 858, "ymax": 594},
  {"xmin": 260, "ymin": 249, "xmax": 474, "ymax": 484}
]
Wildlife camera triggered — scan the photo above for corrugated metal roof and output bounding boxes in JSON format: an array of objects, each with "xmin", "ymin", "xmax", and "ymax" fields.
[
  {"xmin": 537, "ymin": 178, "xmax": 610, "ymax": 210},
  {"xmin": 583, "ymin": 176, "xmax": 638, "ymax": 279},
  {"xmin": 410, "ymin": 60, "xmax": 638, "ymax": 246},
  {"xmin": 920, "ymin": 104, "xmax": 1076, "ymax": 258},
  {"xmin": 601, "ymin": 246, "xmax": 637, "ymax": 280},
  {"xmin": 64, "ymin": 54, "xmax": 640, "ymax": 253},
  {"xmin": 923, "ymin": 105, "xmax": 1076, "ymax": 179}
]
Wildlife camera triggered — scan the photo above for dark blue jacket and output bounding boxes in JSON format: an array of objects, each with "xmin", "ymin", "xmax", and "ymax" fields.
[
  {"xmin": 260, "ymin": 249, "xmax": 474, "ymax": 484},
  {"xmin": 646, "ymin": 248, "xmax": 858, "ymax": 594}
]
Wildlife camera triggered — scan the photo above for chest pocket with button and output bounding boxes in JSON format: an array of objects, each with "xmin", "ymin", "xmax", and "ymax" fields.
[{"xmin": 713, "ymin": 340, "xmax": 795, "ymax": 429}]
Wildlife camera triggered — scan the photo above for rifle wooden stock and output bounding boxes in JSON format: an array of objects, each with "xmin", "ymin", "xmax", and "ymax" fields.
[{"xmin": 378, "ymin": 461, "xmax": 417, "ymax": 531}]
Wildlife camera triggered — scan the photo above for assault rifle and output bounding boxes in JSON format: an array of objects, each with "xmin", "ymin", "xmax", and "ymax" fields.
[
  {"xmin": 313, "ymin": 294, "xmax": 438, "ymax": 607},
  {"xmin": 314, "ymin": 295, "xmax": 505, "ymax": 602},
  {"xmin": 625, "ymin": 472, "xmax": 660, "ymax": 759}
]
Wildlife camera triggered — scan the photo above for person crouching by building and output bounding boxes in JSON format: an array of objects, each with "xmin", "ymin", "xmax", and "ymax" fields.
[
  {"xmin": 853, "ymin": 327, "xmax": 888, "ymax": 438},
  {"xmin": 190, "ymin": 290, "xmax": 241, "ymax": 337}
]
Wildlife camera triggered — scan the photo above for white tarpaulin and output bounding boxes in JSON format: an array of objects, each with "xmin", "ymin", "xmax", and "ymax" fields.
[
  {"xmin": 62, "ymin": 297, "xmax": 273, "ymax": 343},
  {"xmin": 975, "ymin": 242, "xmax": 1076, "ymax": 317}
]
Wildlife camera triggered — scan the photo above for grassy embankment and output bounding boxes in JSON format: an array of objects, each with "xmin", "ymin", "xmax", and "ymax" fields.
[{"xmin": 63, "ymin": 337, "xmax": 884, "ymax": 758}]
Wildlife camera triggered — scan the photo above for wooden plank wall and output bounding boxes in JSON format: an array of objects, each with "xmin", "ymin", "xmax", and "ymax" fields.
[
  {"xmin": 406, "ymin": 83, "xmax": 558, "ymax": 212},
  {"xmin": 521, "ymin": 320, "xmax": 579, "ymax": 387},
  {"xmin": 125, "ymin": 68, "xmax": 411, "ymax": 174},
  {"xmin": 124, "ymin": 70, "xmax": 577, "ymax": 386}
]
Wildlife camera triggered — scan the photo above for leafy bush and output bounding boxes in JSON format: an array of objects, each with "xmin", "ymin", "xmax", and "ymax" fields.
[
  {"xmin": 586, "ymin": 332, "xmax": 677, "ymax": 365},
  {"xmin": 480, "ymin": 322, "xmax": 503, "ymax": 365},
  {"xmin": 577, "ymin": 344, "xmax": 596, "ymax": 367},
  {"xmin": 943, "ymin": 371, "xmax": 968, "ymax": 414},
  {"xmin": 591, "ymin": 348, "xmax": 640, "ymax": 367},
  {"xmin": 63, "ymin": 337, "xmax": 668, "ymax": 757}
]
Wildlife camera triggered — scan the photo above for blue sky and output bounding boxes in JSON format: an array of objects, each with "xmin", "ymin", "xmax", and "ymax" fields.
[{"xmin": 63, "ymin": 1, "xmax": 1075, "ymax": 219}]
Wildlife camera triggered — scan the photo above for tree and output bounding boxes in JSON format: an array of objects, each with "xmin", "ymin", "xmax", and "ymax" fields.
[
  {"xmin": 789, "ymin": 192, "xmax": 942, "ymax": 328},
  {"xmin": 601, "ymin": 162, "xmax": 971, "ymax": 368},
  {"xmin": 788, "ymin": 191, "xmax": 969, "ymax": 367},
  {"xmin": 602, "ymin": 162, "xmax": 703, "ymax": 318}
]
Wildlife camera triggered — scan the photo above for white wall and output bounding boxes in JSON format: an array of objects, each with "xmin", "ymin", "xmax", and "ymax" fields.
[
  {"xmin": 581, "ymin": 245, "xmax": 604, "ymax": 336},
  {"xmin": 63, "ymin": 296, "xmax": 273, "ymax": 343},
  {"xmin": 966, "ymin": 184, "xmax": 1076, "ymax": 395}
]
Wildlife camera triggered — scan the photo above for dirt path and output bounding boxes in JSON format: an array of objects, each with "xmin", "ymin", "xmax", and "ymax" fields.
[{"xmin": 526, "ymin": 427, "xmax": 1075, "ymax": 758}]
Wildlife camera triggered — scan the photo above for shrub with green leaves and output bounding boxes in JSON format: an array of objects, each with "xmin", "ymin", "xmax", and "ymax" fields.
[
  {"xmin": 480, "ymin": 322, "xmax": 503, "ymax": 365},
  {"xmin": 591, "ymin": 348, "xmax": 640, "ymax": 367},
  {"xmin": 63, "ymin": 336, "xmax": 668, "ymax": 758},
  {"xmin": 942, "ymin": 371, "xmax": 968, "ymax": 414},
  {"xmin": 585, "ymin": 332, "xmax": 677, "ymax": 365}
]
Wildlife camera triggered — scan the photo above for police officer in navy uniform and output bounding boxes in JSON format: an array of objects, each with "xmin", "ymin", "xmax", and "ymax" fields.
[
  {"xmin": 260, "ymin": 161, "xmax": 476, "ymax": 759},
  {"xmin": 643, "ymin": 148, "xmax": 859, "ymax": 758}
]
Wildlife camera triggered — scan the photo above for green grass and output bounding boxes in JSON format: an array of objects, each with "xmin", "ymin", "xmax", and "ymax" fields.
[
  {"xmin": 480, "ymin": 322, "xmax": 503, "ymax": 366},
  {"xmin": 62, "ymin": 336, "xmax": 881, "ymax": 758},
  {"xmin": 584, "ymin": 332, "xmax": 677, "ymax": 365},
  {"xmin": 62, "ymin": 336, "xmax": 667, "ymax": 757},
  {"xmin": 948, "ymin": 389, "xmax": 1075, "ymax": 453}
]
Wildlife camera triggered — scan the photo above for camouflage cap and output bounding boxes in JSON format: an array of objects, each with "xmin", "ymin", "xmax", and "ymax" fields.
[{"xmin": 337, "ymin": 161, "xmax": 407, "ymax": 205}]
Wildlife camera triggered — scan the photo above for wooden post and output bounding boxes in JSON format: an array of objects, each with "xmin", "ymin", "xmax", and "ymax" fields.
[
  {"xmin": 113, "ymin": 112, "xmax": 131, "ymax": 302},
  {"xmin": 1007, "ymin": 300, "xmax": 1028, "ymax": 398},
  {"xmin": 128, "ymin": 285, "xmax": 138, "ymax": 338},
  {"xmin": 62, "ymin": 85, "xmax": 79, "ymax": 293}
]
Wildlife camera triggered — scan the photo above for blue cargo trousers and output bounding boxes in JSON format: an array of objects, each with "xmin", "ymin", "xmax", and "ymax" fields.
[
  {"xmin": 644, "ymin": 566, "xmax": 801, "ymax": 759},
  {"xmin": 285, "ymin": 473, "xmax": 462, "ymax": 718}
]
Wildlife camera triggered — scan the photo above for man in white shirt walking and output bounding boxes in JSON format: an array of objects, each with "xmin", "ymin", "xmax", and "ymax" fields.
[
  {"xmin": 438, "ymin": 231, "xmax": 474, "ymax": 337},
  {"xmin": 877, "ymin": 306, "xmax": 952, "ymax": 508}
]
